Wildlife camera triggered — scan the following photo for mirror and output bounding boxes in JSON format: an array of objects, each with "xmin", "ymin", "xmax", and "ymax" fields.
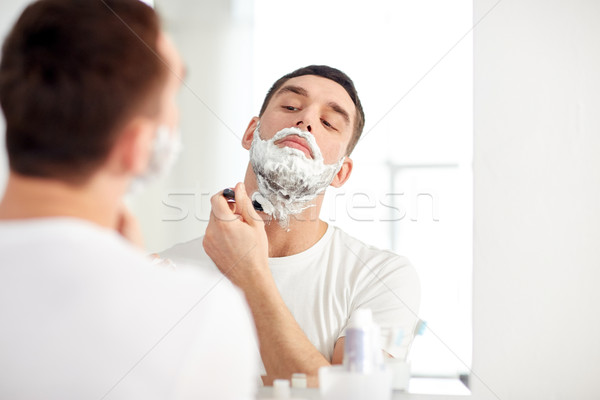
[
  {"xmin": 0, "ymin": 0, "xmax": 473, "ymax": 394},
  {"xmin": 127, "ymin": 0, "xmax": 473, "ymax": 393}
]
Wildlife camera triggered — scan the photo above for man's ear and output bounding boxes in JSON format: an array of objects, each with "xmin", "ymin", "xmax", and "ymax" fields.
[
  {"xmin": 108, "ymin": 117, "xmax": 155, "ymax": 176},
  {"xmin": 331, "ymin": 157, "xmax": 353, "ymax": 188},
  {"xmin": 242, "ymin": 117, "xmax": 260, "ymax": 150}
]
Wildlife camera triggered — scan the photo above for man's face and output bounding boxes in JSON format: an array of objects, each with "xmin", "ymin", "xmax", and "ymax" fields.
[
  {"xmin": 256, "ymin": 75, "xmax": 356, "ymax": 165},
  {"xmin": 156, "ymin": 33, "xmax": 184, "ymax": 129},
  {"xmin": 128, "ymin": 33, "xmax": 184, "ymax": 187}
]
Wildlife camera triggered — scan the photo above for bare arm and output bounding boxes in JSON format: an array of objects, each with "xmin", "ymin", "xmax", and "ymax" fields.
[
  {"xmin": 203, "ymin": 183, "xmax": 336, "ymax": 386},
  {"xmin": 244, "ymin": 270, "xmax": 331, "ymax": 386}
]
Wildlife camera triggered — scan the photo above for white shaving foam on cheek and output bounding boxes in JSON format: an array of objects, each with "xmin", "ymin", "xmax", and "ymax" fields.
[{"xmin": 249, "ymin": 125, "xmax": 344, "ymax": 228}]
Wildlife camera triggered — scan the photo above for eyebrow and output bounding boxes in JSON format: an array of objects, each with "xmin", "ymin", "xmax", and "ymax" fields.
[
  {"xmin": 327, "ymin": 101, "xmax": 350, "ymax": 125},
  {"xmin": 276, "ymin": 85, "xmax": 309, "ymax": 97},
  {"xmin": 276, "ymin": 85, "xmax": 351, "ymax": 125}
]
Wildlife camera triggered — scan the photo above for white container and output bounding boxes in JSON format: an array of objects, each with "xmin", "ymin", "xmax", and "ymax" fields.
[
  {"xmin": 343, "ymin": 308, "xmax": 382, "ymax": 373},
  {"xmin": 272, "ymin": 379, "xmax": 290, "ymax": 399},
  {"xmin": 291, "ymin": 373, "xmax": 307, "ymax": 389},
  {"xmin": 319, "ymin": 365, "xmax": 392, "ymax": 400}
]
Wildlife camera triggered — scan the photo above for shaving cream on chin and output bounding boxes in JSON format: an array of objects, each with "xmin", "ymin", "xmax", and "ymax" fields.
[{"xmin": 249, "ymin": 124, "xmax": 344, "ymax": 229}]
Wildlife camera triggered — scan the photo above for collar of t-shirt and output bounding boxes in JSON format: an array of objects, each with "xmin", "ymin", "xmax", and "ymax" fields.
[{"xmin": 267, "ymin": 223, "xmax": 335, "ymax": 267}]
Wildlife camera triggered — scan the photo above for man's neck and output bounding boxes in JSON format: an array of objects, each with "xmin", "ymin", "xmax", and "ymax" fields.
[
  {"xmin": 0, "ymin": 172, "xmax": 124, "ymax": 230},
  {"xmin": 264, "ymin": 215, "xmax": 329, "ymax": 258},
  {"xmin": 243, "ymin": 165, "xmax": 329, "ymax": 258}
]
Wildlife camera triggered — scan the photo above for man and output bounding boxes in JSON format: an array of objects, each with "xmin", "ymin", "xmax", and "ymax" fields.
[
  {"xmin": 0, "ymin": 1, "xmax": 257, "ymax": 399},
  {"xmin": 161, "ymin": 65, "xmax": 421, "ymax": 386}
]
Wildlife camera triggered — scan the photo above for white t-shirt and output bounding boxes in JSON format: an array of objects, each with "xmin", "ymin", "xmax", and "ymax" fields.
[
  {"xmin": 0, "ymin": 218, "xmax": 258, "ymax": 400},
  {"xmin": 161, "ymin": 223, "xmax": 420, "ymax": 373}
]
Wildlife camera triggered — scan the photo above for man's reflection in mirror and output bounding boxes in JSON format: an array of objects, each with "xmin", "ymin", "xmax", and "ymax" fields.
[{"xmin": 160, "ymin": 65, "xmax": 421, "ymax": 387}]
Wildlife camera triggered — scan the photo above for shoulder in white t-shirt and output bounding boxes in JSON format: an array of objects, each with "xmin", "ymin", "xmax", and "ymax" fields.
[{"xmin": 0, "ymin": 218, "xmax": 258, "ymax": 400}]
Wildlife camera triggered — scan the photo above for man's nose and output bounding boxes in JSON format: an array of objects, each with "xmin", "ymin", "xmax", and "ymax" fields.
[{"xmin": 296, "ymin": 120, "xmax": 312, "ymax": 132}]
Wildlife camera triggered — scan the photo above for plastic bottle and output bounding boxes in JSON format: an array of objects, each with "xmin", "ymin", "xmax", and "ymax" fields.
[{"xmin": 343, "ymin": 308, "xmax": 382, "ymax": 373}]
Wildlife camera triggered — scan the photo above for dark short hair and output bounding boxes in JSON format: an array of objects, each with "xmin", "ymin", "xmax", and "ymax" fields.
[
  {"xmin": 259, "ymin": 65, "xmax": 365, "ymax": 155},
  {"xmin": 0, "ymin": 0, "xmax": 166, "ymax": 184}
]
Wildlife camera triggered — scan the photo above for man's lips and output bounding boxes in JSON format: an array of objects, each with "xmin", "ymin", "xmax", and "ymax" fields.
[{"xmin": 274, "ymin": 135, "xmax": 313, "ymax": 158}]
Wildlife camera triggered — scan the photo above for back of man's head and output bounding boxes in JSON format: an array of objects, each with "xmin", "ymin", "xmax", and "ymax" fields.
[
  {"xmin": 259, "ymin": 65, "xmax": 365, "ymax": 155},
  {"xmin": 0, "ymin": 0, "xmax": 166, "ymax": 184}
]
